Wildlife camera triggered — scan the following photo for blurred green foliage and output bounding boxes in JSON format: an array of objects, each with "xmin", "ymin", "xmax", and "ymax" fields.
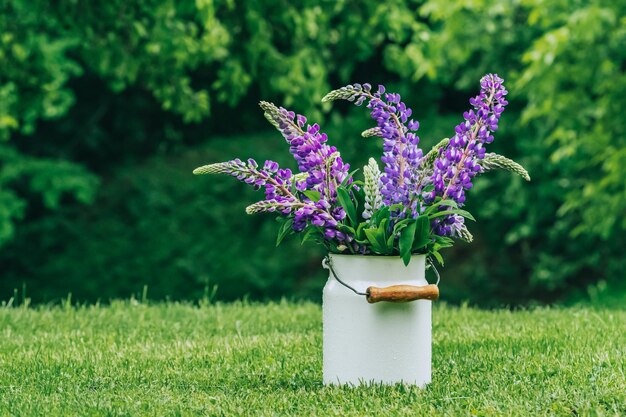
[{"xmin": 0, "ymin": 0, "xmax": 624, "ymax": 305}]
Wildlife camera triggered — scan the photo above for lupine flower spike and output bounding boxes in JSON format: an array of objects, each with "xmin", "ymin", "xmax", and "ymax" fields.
[
  {"xmin": 428, "ymin": 74, "xmax": 509, "ymax": 236},
  {"xmin": 363, "ymin": 158, "xmax": 382, "ymax": 220}
]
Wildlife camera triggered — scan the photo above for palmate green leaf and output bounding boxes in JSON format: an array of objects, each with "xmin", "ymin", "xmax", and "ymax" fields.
[
  {"xmin": 392, "ymin": 218, "xmax": 411, "ymax": 234},
  {"xmin": 429, "ymin": 209, "xmax": 475, "ymax": 221},
  {"xmin": 355, "ymin": 222, "xmax": 368, "ymax": 243},
  {"xmin": 337, "ymin": 224, "xmax": 356, "ymax": 236},
  {"xmin": 377, "ymin": 218, "xmax": 390, "ymax": 252},
  {"xmin": 300, "ymin": 227, "xmax": 322, "ymax": 246},
  {"xmin": 364, "ymin": 217, "xmax": 393, "ymax": 254},
  {"xmin": 352, "ymin": 186, "xmax": 366, "ymax": 223},
  {"xmin": 326, "ymin": 239, "xmax": 342, "ymax": 253},
  {"xmin": 389, "ymin": 203, "xmax": 404, "ymax": 212},
  {"xmin": 364, "ymin": 228, "xmax": 386, "ymax": 254},
  {"xmin": 427, "ymin": 234, "xmax": 454, "ymax": 266},
  {"xmin": 276, "ymin": 218, "xmax": 294, "ymax": 247},
  {"xmin": 336, "ymin": 187, "xmax": 357, "ymax": 227},
  {"xmin": 433, "ymin": 235, "xmax": 455, "ymax": 248},
  {"xmin": 340, "ymin": 169, "xmax": 360, "ymax": 187},
  {"xmin": 423, "ymin": 198, "xmax": 459, "ymax": 216},
  {"xmin": 370, "ymin": 205, "xmax": 390, "ymax": 228},
  {"xmin": 399, "ymin": 220, "xmax": 417, "ymax": 266},
  {"xmin": 412, "ymin": 215, "xmax": 431, "ymax": 251},
  {"xmin": 431, "ymin": 250, "xmax": 445, "ymax": 266},
  {"xmin": 386, "ymin": 231, "xmax": 396, "ymax": 250},
  {"xmin": 379, "ymin": 218, "xmax": 394, "ymax": 254}
]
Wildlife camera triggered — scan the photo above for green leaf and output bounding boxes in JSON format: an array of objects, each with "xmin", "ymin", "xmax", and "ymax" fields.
[
  {"xmin": 433, "ymin": 235, "xmax": 455, "ymax": 248},
  {"xmin": 363, "ymin": 218, "xmax": 391, "ymax": 254},
  {"xmin": 337, "ymin": 187, "xmax": 357, "ymax": 227},
  {"xmin": 337, "ymin": 224, "xmax": 356, "ymax": 235},
  {"xmin": 276, "ymin": 218, "xmax": 294, "ymax": 247},
  {"xmin": 302, "ymin": 190, "xmax": 321, "ymax": 202},
  {"xmin": 386, "ymin": 232, "xmax": 396, "ymax": 250},
  {"xmin": 353, "ymin": 187, "xmax": 366, "ymax": 223},
  {"xmin": 364, "ymin": 228, "xmax": 386, "ymax": 254},
  {"xmin": 392, "ymin": 218, "xmax": 411, "ymax": 234},
  {"xmin": 423, "ymin": 198, "xmax": 458, "ymax": 215},
  {"xmin": 431, "ymin": 250, "xmax": 444, "ymax": 266},
  {"xmin": 399, "ymin": 220, "xmax": 417, "ymax": 266},
  {"xmin": 429, "ymin": 209, "xmax": 475, "ymax": 221},
  {"xmin": 377, "ymin": 218, "xmax": 392, "ymax": 254},
  {"xmin": 371, "ymin": 205, "xmax": 390, "ymax": 227},
  {"xmin": 389, "ymin": 203, "xmax": 405, "ymax": 212},
  {"xmin": 300, "ymin": 227, "xmax": 321, "ymax": 245},
  {"xmin": 412, "ymin": 215, "xmax": 431, "ymax": 251},
  {"xmin": 355, "ymin": 222, "xmax": 367, "ymax": 241},
  {"xmin": 340, "ymin": 169, "xmax": 360, "ymax": 187},
  {"xmin": 326, "ymin": 240, "xmax": 341, "ymax": 253},
  {"xmin": 458, "ymin": 209, "xmax": 475, "ymax": 221}
]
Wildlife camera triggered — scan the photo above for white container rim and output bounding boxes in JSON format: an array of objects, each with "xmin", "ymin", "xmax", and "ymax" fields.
[{"xmin": 326, "ymin": 253, "xmax": 428, "ymax": 286}]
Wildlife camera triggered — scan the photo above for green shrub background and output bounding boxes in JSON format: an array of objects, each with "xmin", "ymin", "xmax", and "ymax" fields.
[{"xmin": 1, "ymin": 0, "xmax": 624, "ymax": 306}]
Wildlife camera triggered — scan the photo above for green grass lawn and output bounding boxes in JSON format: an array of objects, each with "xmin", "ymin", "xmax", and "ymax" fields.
[{"xmin": 1, "ymin": 301, "xmax": 625, "ymax": 416}]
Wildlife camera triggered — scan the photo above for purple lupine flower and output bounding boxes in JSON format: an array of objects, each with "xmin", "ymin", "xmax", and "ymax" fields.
[
  {"xmin": 259, "ymin": 101, "xmax": 350, "ymax": 202},
  {"xmin": 193, "ymin": 158, "xmax": 300, "ymax": 210},
  {"xmin": 259, "ymin": 101, "xmax": 352, "ymax": 239},
  {"xmin": 429, "ymin": 73, "xmax": 508, "ymax": 235},
  {"xmin": 366, "ymin": 87, "xmax": 422, "ymax": 208},
  {"xmin": 200, "ymin": 157, "xmax": 354, "ymax": 247},
  {"xmin": 246, "ymin": 199, "xmax": 304, "ymax": 215},
  {"xmin": 327, "ymin": 84, "xmax": 422, "ymax": 212}
]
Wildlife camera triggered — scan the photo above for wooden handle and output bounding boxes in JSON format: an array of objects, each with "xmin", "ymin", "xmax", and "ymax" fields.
[{"xmin": 366, "ymin": 284, "xmax": 439, "ymax": 303}]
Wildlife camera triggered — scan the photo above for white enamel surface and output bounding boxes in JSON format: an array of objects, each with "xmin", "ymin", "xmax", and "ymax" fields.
[{"xmin": 322, "ymin": 254, "xmax": 432, "ymax": 386}]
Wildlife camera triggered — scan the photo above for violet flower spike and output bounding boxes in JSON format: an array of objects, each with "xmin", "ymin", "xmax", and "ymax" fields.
[
  {"xmin": 259, "ymin": 101, "xmax": 350, "ymax": 202},
  {"xmin": 367, "ymin": 88, "xmax": 423, "ymax": 208},
  {"xmin": 324, "ymin": 84, "xmax": 423, "ymax": 211},
  {"xmin": 193, "ymin": 159, "xmax": 297, "ymax": 207},
  {"xmin": 258, "ymin": 101, "xmax": 360, "ymax": 249},
  {"xmin": 194, "ymin": 158, "xmax": 353, "ymax": 248},
  {"xmin": 429, "ymin": 73, "xmax": 508, "ymax": 236}
]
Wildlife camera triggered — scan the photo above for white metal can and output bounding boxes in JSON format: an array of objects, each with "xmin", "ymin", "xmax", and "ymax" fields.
[{"xmin": 322, "ymin": 254, "xmax": 432, "ymax": 386}]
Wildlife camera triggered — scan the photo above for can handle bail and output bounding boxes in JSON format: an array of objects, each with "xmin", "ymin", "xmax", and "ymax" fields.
[{"xmin": 366, "ymin": 284, "xmax": 439, "ymax": 303}]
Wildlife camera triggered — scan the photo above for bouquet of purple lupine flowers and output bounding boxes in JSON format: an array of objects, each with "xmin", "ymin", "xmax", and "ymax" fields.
[{"xmin": 194, "ymin": 74, "xmax": 529, "ymax": 266}]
